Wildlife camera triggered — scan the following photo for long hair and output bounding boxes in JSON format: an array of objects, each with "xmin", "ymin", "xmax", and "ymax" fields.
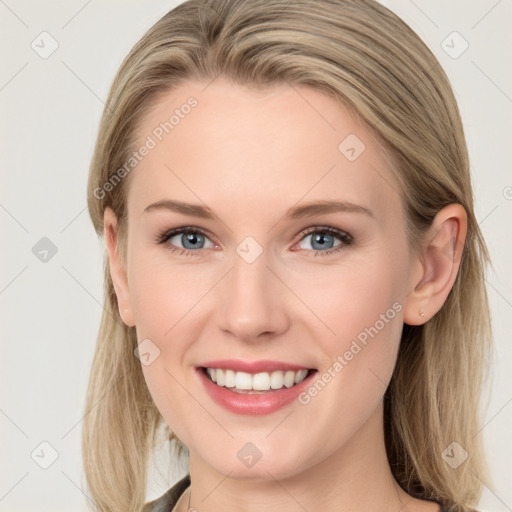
[{"xmin": 83, "ymin": 1, "xmax": 494, "ymax": 510}]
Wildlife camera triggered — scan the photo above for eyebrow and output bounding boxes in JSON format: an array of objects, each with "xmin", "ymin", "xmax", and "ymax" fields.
[{"xmin": 143, "ymin": 199, "xmax": 374, "ymax": 220}]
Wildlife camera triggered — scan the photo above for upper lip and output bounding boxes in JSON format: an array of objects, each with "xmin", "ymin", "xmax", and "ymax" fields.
[{"xmin": 197, "ymin": 359, "xmax": 314, "ymax": 373}]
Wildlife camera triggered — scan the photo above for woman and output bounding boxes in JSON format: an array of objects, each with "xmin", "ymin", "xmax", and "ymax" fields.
[{"xmin": 83, "ymin": 1, "xmax": 493, "ymax": 511}]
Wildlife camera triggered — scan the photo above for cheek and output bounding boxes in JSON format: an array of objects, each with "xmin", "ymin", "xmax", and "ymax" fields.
[
  {"xmin": 130, "ymin": 263, "xmax": 197, "ymax": 434},
  {"xmin": 293, "ymin": 249, "xmax": 405, "ymax": 403},
  {"xmin": 128, "ymin": 253, "xmax": 214, "ymax": 436},
  {"xmin": 291, "ymin": 249, "xmax": 406, "ymax": 347},
  {"xmin": 140, "ymin": 358, "xmax": 197, "ymax": 449},
  {"xmin": 128, "ymin": 250, "xmax": 211, "ymax": 336},
  {"xmin": 293, "ymin": 265, "xmax": 404, "ymax": 451}
]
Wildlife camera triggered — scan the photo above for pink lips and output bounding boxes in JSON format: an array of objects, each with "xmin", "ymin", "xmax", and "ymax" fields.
[{"xmin": 195, "ymin": 361, "xmax": 317, "ymax": 415}]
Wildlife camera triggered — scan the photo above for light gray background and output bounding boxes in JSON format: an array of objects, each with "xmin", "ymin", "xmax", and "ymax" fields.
[{"xmin": 0, "ymin": 1, "xmax": 510, "ymax": 511}]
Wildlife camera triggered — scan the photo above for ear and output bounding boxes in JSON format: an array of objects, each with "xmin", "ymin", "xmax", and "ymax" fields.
[
  {"xmin": 103, "ymin": 207, "xmax": 135, "ymax": 327},
  {"xmin": 403, "ymin": 203, "xmax": 467, "ymax": 326}
]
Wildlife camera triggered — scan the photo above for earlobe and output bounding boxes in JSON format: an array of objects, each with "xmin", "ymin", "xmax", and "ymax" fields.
[
  {"xmin": 103, "ymin": 207, "xmax": 135, "ymax": 327},
  {"xmin": 403, "ymin": 204, "xmax": 467, "ymax": 326}
]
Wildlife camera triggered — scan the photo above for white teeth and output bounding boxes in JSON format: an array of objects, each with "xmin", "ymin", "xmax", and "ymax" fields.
[
  {"xmin": 284, "ymin": 370, "xmax": 296, "ymax": 387},
  {"xmin": 294, "ymin": 370, "xmax": 306, "ymax": 384},
  {"xmin": 224, "ymin": 369, "xmax": 236, "ymax": 387},
  {"xmin": 206, "ymin": 368, "xmax": 309, "ymax": 391},
  {"xmin": 252, "ymin": 372, "xmax": 270, "ymax": 390},
  {"xmin": 235, "ymin": 371, "xmax": 253, "ymax": 390},
  {"xmin": 216, "ymin": 368, "xmax": 225, "ymax": 386},
  {"xmin": 270, "ymin": 370, "xmax": 284, "ymax": 389}
]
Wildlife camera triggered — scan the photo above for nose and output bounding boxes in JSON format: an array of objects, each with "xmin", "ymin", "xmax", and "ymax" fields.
[{"xmin": 216, "ymin": 248, "xmax": 290, "ymax": 342}]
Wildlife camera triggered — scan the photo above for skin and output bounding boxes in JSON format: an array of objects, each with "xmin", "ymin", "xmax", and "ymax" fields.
[{"xmin": 104, "ymin": 77, "xmax": 467, "ymax": 512}]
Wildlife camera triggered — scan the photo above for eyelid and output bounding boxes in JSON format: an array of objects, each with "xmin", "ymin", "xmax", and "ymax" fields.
[
  {"xmin": 296, "ymin": 225, "xmax": 352, "ymax": 242},
  {"xmin": 156, "ymin": 225, "xmax": 218, "ymax": 245},
  {"xmin": 157, "ymin": 225, "xmax": 349, "ymax": 242}
]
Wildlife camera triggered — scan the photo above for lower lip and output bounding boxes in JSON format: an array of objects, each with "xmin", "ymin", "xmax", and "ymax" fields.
[{"xmin": 196, "ymin": 367, "xmax": 318, "ymax": 415}]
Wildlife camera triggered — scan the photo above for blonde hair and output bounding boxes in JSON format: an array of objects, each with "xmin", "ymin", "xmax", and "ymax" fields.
[{"xmin": 83, "ymin": 1, "xmax": 494, "ymax": 511}]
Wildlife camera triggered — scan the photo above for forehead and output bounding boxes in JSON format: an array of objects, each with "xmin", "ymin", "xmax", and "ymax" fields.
[{"xmin": 127, "ymin": 77, "xmax": 403, "ymax": 228}]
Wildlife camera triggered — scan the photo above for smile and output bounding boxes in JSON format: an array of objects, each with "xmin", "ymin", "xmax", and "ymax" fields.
[
  {"xmin": 203, "ymin": 367, "xmax": 311, "ymax": 393},
  {"xmin": 196, "ymin": 365, "xmax": 318, "ymax": 415}
]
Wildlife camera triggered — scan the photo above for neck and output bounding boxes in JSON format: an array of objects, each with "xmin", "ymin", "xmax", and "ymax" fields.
[{"xmin": 180, "ymin": 402, "xmax": 424, "ymax": 512}]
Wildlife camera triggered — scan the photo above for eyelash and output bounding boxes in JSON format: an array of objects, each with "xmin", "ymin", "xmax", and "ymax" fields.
[{"xmin": 155, "ymin": 226, "xmax": 354, "ymax": 258}]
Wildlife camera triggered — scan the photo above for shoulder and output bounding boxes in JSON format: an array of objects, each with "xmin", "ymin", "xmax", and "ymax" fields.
[{"xmin": 142, "ymin": 474, "xmax": 191, "ymax": 512}]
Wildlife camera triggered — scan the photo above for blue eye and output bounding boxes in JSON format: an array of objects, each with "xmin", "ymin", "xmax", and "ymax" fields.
[
  {"xmin": 156, "ymin": 227, "xmax": 216, "ymax": 256},
  {"xmin": 295, "ymin": 227, "xmax": 353, "ymax": 256},
  {"xmin": 156, "ymin": 226, "xmax": 353, "ymax": 257}
]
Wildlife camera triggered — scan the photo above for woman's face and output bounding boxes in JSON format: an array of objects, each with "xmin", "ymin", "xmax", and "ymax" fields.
[{"xmin": 109, "ymin": 77, "xmax": 420, "ymax": 480}]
